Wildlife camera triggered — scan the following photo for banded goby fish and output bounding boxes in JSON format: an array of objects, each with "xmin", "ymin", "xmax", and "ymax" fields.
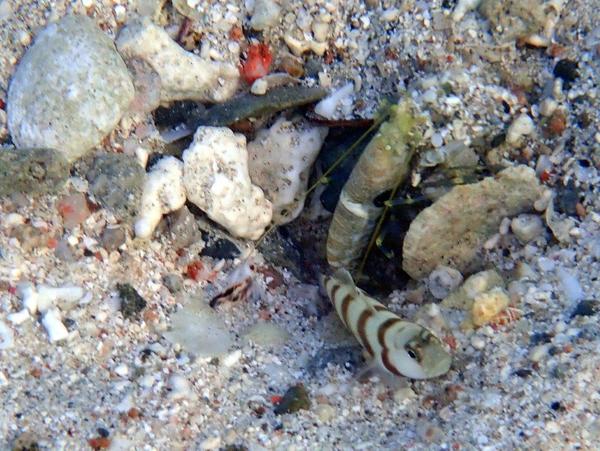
[{"xmin": 324, "ymin": 269, "xmax": 452, "ymax": 379}]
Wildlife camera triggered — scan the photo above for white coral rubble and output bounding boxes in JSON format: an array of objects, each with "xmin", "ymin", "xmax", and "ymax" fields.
[
  {"xmin": 183, "ymin": 127, "xmax": 273, "ymax": 240},
  {"xmin": 116, "ymin": 18, "xmax": 239, "ymax": 104},
  {"xmin": 135, "ymin": 156, "xmax": 186, "ymax": 239},
  {"xmin": 248, "ymin": 117, "xmax": 328, "ymax": 224}
]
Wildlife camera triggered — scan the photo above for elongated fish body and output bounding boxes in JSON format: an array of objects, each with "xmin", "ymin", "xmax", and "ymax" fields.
[
  {"xmin": 324, "ymin": 269, "xmax": 451, "ymax": 379},
  {"xmin": 326, "ymin": 101, "xmax": 420, "ymax": 269}
]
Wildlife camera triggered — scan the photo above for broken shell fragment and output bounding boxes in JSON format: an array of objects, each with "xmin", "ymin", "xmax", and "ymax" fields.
[{"xmin": 402, "ymin": 165, "xmax": 543, "ymax": 279}]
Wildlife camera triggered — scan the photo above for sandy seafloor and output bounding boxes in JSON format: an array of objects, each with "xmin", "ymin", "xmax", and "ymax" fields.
[{"xmin": 0, "ymin": 0, "xmax": 599, "ymax": 449}]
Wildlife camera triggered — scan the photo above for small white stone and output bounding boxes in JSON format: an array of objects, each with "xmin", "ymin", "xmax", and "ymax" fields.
[
  {"xmin": 381, "ymin": 8, "xmax": 400, "ymax": 22},
  {"xmin": 200, "ymin": 436, "xmax": 221, "ymax": 450},
  {"xmin": 314, "ymin": 83, "xmax": 354, "ymax": 119},
  {"xmin": 41, "ymin": 309, "xmax": 69, "ymax": 342},
  {"xmin": 471, "ymin": 335, "xmax": 485, "ymax": 350},
  {"xmin": 452, "ymin": 0, "xmax": 482, "ymax": 22},
  {"xmin": 506, "ymin": 114, "xmax": 535, "ymax": 144},
  {"xmin": 81, "ymin": 0, "xmax": 93, "ymax": 7},
  {"xmin": 168, "ymin": 374, "xmax": 194, "ymax": 400},
  {"xmin": 529, "ymin": 344, "xmax": 549, "ymax": 363},
  {"xmin": 7, "ymin": 309, "xmax": 30, "ymax": 325},
  {"xmin": 250, "ymin": 78, "xmax": 268, "ymax": 95},
  {"xmin": 134, "ymin": 146, "xmax": 149, "ymax": 168},
  {"xmin": 539, "ymin": 98, "xmax": 558, "ymax": 117},
  {"xmin": 545, "ymin": 421, "xmax": 561, "ymax": 434},
  {"xmin": 222, "ymin": 349, "xmax": 242, "ymax": 367},
  {"xmin": 114, "ymin": 4, "xmax": 127, "ymax": 23},
  {"xmin": 393, "ymin": 387, "xmax": 417, "ymax": 403},
  {"xmin": 4, "ymin": 213, "xmax": 25, "ymax": 227},
  {"xmin": 114, "ymin": 364, "xmax": 129, "ymax": 377},
  {"xmin": 250, "ymin": 0, "xmax": 281, "ymax": 30},
  {"xmin": 316, "ymin": 404, "xmax": 336, "ymax": 422},
  {"xmin": 556, "ymin": 267, "xmax": 584, "ymax": 303}
]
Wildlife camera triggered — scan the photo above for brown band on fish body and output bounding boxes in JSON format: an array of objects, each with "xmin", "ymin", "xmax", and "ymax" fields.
[
  {"xmin": 377, "ymin": 318, "xmax": 402, "ymax": 347},
  {"xmin": 340, "ymin": 294, "xmax": 353, "ymax": 328},
  {"xmin": 356, "ymin": 309, "xmax": 374, "ymax": 355},
  {"xmin": 381, "ymin": 348, "xmax": 402, "ymax": 376},
  {"xmin": 330, "ymin": 284, "xmax": 340, "ymax": 305}
]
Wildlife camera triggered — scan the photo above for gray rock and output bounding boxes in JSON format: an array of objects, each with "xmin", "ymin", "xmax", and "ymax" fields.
[
  {"xmin": 162, "ymin": 273, "xmax": 183, "ymax": 294},
  {"xmin": 86, "ymin": 153, "xmax": 145, "ymax": 222},
  {"xmin": 7, "ymin": 15, "xmax": 134, "ymax": 162},
  {"xmin": 0, "ymin": 147, "xmax": 69, "ymax": 196},
  {"xmin": 100, "ymin": 226, "xmax": 127, "ymax": 252},
  {"xmin": 164, "ymin": 206, "xmax": 201, "ymax": 249}
]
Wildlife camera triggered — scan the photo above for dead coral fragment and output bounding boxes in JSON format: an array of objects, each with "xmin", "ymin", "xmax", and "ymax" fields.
[
  {"xmin": 403, "ymin": 165, "xmax": 543, "ymax": 279},
  {"xmin": 327, "ymin": 100, "xmax": 421, "ymax": 269}
]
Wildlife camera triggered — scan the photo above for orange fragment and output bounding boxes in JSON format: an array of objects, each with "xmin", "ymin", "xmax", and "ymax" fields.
[{"xmin": 240, "ymin": 43, "xmax": 272, "ymax": 84}]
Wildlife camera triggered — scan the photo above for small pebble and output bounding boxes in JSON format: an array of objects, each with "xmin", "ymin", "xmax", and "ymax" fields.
[
  {"xmin": 570, "ymin": 300, "xmax": 597, "ymax": 318},
  {"xmin": 506, "ymin": 114, "xmax": 534, "ymax": 145},
  {"xmin": 162, "ymin": 273, "xmax": 183, "ymax": 294},
  {"xmin": 116, "ymin": 283, "xmax": 147, "ymax": 319},
  {"xmin": 100, "ymin": 226, "xmax": 126, "ymax": 252},
  {"xmin": 471, "ymin": 335, "xmax": 486, "ymax": 350},
  {"xmin": 114, "ymin": 364, "xmax": 129, "ymax": 377},
  {"xmin": 511, "ymin": 214, "xmax": 544, "ymax": 243},
  {"xmin": 529, "ymin": 344, "xmax": 549, "ymax": 363},
  {"xmin": 274, "ymin": 384, "xmax": 310, "ymax": 415},
  {"xmin": 315, "ymin": 404, "xmax": 336, "ymax": 422},
  {"xmin": 545, "ymin": 421, "xmax": 561, "ymax": 434}
]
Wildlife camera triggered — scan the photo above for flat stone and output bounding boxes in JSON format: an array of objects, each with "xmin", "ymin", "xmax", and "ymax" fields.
[
  {"xmin": 0, "ymin": 147, "xmax": 69, "ymax": 196},
  {"xmin": 403, "ymin": 165, "xmax": 543, "ymax": 279},
  {"xmin": 7, "ymin": 15, "xmax": 134, "ymax": 162},
  {"xmin": 87, "ymin": 153, "xmax": 145, "ymax": 222}
]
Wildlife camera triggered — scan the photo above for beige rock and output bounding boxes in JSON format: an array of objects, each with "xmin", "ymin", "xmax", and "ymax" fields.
[
  {"xmin": 402, "ymin": 165, "xmax": 543, "ymax": 279},
  {"xmin": 442, "ymin": 269, "xmax": 504, "ymax": 310},
  {"xmin": 116, "ymin": 18, "xmax": 239, "ymax": 104},
  {"xmin": 471, "ymin": 287, "xmax": 510, "ymax": 327}
]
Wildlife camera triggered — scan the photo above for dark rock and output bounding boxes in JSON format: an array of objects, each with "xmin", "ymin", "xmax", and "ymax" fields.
[
  {"xmin": 274, "ymin": 384, "xmax": 310, "ymax": 415},
  {"xmin": 555, "ymin": 179, "xmax": 579, "ymax": 216},
  {"xmin": 153, "ymin": 100, "xmax": 205, "ymax": 129},
  {"xmin": 165, "ymin": 206, "xmax": 201, "ymax": 249},
  {"xmin": 186, "ymin": 86, "xmax": 327, "ymax": 131},
  {"xmin": 86, "ymin": 153, "xmax": 145, "ymax": 222},
  {"xmin": 529, "ymin": 332, "xmax": 552, "ymax": 346},
  {"xmin": 163, "ymin": 273, "xmax": 183, "ymax": 294},
  {"xmin": 100, "ymin": 226, "xmax": 127, "ymax": 252},
  {"xmin": 306, "ymin": 345, "xmax": 364, "ymax": 376},
  {"xmin": 570, "ymin": 300, "xmax": 597, "ymax": 319},
  {"xmin": 0, "ymin": 147, "xmax": 69, "ymax": 196},
  {"xmin": 513, "ymin": 368, "xmax": 533, "ymax": 378},
  {"xmin": 256, "ymin": 226, "xmax": 307, "ymax": 282},
  {"xmin": 116, "ymin": 283, "xmax": 147, "ymax": 319},
  {"xmin": 553, "ymin": 59, "xmax": 579, "ymax": 86},
  {"xmin": 201, "ymin": 232, "xmax": 240, "ymax": 259}
]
